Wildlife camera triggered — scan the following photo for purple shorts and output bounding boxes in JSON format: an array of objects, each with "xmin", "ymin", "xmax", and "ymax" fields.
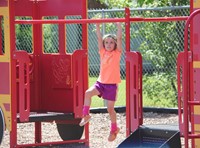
[{"xmin": 94, "ymin": 81, "xmax": 118, "ymax": 101}]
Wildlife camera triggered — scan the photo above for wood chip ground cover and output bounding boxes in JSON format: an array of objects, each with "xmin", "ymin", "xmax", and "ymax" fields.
[{"xmin": 0, "ymin": 112, "xmax": 179, "ymax": 148}]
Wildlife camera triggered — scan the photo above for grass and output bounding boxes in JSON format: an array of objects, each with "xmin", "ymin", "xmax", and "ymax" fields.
[{"xmin": 89, "ymin": 74, "xmax": 177, "ymax": 108}]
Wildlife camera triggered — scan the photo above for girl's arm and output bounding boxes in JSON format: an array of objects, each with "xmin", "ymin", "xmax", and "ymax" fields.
[
  {"xmin": 116, "ymin": 22, "xmax": 122, "ymax": 52},
  {"xmin": 96, "ymin": 24, "xmax": 103, "ymax": 50}
]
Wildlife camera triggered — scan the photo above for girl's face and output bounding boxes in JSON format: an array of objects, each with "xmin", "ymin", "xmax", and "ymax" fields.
[{"xmin": 104, "ymin": 37, "xmax": 116, "ymax": 51}]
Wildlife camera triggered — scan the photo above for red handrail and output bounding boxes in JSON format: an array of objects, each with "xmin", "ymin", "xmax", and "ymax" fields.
[
  {"xmin": 182, "ymin": 9, "xmax": 200, "ymax": 148},
  {"xmin": 15, "ymin": 16, "xmax": 187, "ymax": 25}
]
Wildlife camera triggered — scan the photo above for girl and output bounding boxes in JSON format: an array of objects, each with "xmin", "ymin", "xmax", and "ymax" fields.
[{"xmin": 79, "ymin": 22, "xmax": 122, "ymax": 142}]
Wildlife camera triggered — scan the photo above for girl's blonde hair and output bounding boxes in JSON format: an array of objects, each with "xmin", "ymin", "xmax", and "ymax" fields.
[{"xmin": 102, "ymin": 34, "xmax": 117, "ymax": 50}]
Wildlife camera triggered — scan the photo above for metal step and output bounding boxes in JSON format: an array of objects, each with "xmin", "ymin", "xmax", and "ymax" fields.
[{"xmin": 117, "ymin": 125, "xmax": 181, "ymax": 148}]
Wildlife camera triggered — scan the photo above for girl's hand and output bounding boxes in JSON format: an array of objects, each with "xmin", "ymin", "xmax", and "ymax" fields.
[
  {"xmin": 115, "ymin": 22, "xmax": 121, "ymax": 29},
  {"xmin": 96, "ymin": 23, "xmax": 100, "ymax": 28}
]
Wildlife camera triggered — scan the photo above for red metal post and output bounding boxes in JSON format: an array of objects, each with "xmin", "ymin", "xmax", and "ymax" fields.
[
  {"xmin": 35, "ymin": 122, "xmax": 42, "ymax": 143},
  {"xmin": 125, "ymin": 8, "xmax": 143, "ymax": 136},
  {"xmin": 190, "ymin": 1, "xmax": 194, "ymax": 146},
  {"xmin": 177, "ymin": 52, "xmax": 184, "ymax": 136},
  {"xmin": 125, "ymin": 7, "xmax": 131, "ymax": 136},
  {"xmin": 9, "ymin": 0, "xmax": 18, "ymax": 147},
  {"xmin": 138, "ymin": 52, "xmax": 143, "ymax": 125},
  {"xmin": 58, "ymin": 20, "xmax": 66, "ymax": 55}
]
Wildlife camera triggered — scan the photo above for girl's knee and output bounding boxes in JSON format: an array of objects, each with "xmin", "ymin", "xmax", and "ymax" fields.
[
  {"xmin": 107, "ymin": 101, "xmax": 115, "ymax": 112},
  {"xmin": 85, "ymin": 88, "xmax": 96, "ymax": 98},
  {"xmin": 85, "ymin": 87, "xmax": 99, "ymax": 98},
  {"xmin": 85, "ymin": 89, "xmax": 91, "ymax": 98},
  {"xmin": 107, "ymin": 106, "xmax": 115, "ymax": 114}
]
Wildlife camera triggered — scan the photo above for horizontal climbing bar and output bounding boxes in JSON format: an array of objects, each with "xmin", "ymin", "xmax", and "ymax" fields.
[
  {"xmin": 131, "ymin": 16, "xmax": 188, "ymax": 22},
  {"xmin": 15, "ymin": 18, "xmax": 125, "ymax": 24},
  {"xmin": 15, "ymin": 16, "xmax": 188, "ymax": 25}
]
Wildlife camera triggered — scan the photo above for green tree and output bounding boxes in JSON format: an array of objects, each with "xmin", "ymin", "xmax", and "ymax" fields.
[
  {"xmin": 130, "ymin": 7, "xmax": 188, "ymax": 106},
  {"xmin": 97, "ymin": 0, "xmax": 189, "ymax": 7},
  {"xmin": 98, "ymin": 0, "xmax": 134, "ymax": 8},
  {"xmin": 16, "ymin": 17, "xmax": 33, "ymax": 53},
  {"xmin": 137, "ymin": 0, "xmax": 189, "ymax": 7}
]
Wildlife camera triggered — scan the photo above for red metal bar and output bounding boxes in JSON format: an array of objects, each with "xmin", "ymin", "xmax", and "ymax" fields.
[
  {"xmin": 15, "ymin": 138, "xmax": 88, "ymax": 148},
  {"xmin": 35, "ymin": 122, "xmax": 42, "ymax": 143},
  {"xmin": 15, "ymin": 16, "xmax": 188, "ymax": 25},
  {"xmin": 15, "ymin": 18, "xmax": 125, "ymax": 24},
  {"xmin": 125, "ymin": 7, "xmax": 143, "ymax": 137},
  {"xmin": 130, "ymin": 16, "xmax": 188, "ymax": 22},
  {"xmin": 32, "ymin": 2, "xmax": 42, "ymax": 112},
  {"xmin": 188, "ymin": 101, "xmax": 200, "ymax": 105},
  {"xmin": 59, "ymin": 23, "xmax": 65, "ymax": 54},
  {"xmin": 177, "ymin": 52, "xmax": 184, "ymax": 136},
  {"xmin": 125, "ymin": 7, "xmax": 131, "ymax": 137},
  {"xmin": 190, "ymin": 0, "xmax": 193, "ymax": 14},
  {"xmin": 189, "ymin": 134, "xmax": 200, "ymax": 139},
  {"xmin": 10, "ymin": 0, "xmax": 18, "ymax": 147},
  {"xmin": 81, "ymin": 6, "xmax": 89, "ymax": 146},
  {"xmin": 137, "ymin": 52, "xmax": 143, "ymax": 125},
  {"xmin": 125, "ymin": 8, "xmax": 131, "ymax": 52},
  {"xmin": 190, "ymin": 1, "xmax": 194, "ymax": 147},
  {"xmin": 82, "ymin": 0, "xmax": 88, "ymax": 51}
]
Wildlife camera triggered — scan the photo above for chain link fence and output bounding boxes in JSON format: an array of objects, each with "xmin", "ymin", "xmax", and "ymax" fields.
[
  {"xmin": 2, "ymin": 6, "xmax": 190, "ymax": 108},
  {"xmin": 87, "ymin": 6, "xmax": 190, "ymax": 108}
]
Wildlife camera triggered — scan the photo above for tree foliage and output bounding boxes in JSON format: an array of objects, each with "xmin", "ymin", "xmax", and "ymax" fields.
[
  {"xmin": 15, "ymin": 17, "xmax": 33, "ymax": 53},
  {"xmin": 137, "ymin": 0, "xmax": 189, "ymax": 7},
  {"xmin": 98, "ymin": 0, "xmax": 134, "ymax": 8},
  {"xmin": 98, "ymin": 0, "xmax": 189, "ymax": 8}
]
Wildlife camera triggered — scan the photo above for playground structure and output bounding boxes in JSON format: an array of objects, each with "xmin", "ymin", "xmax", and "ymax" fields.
[
  {"xmin": 0, "ymin": 0, "xmax": 200, "ymax": 148},
  {"xmin": 0, "ymin": 0, "xmax": 89, "ymax": 147}
]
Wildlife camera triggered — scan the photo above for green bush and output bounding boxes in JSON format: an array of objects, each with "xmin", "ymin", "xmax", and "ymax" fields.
[{"xmin": 143, "ymin": 73, "xmax": 177, "ymax": 107}]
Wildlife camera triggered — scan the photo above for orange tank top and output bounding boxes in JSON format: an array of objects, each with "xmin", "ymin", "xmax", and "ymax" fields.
[{"xmin": 97, "ymin": 48, "xmax": 122, "ymax": 84}]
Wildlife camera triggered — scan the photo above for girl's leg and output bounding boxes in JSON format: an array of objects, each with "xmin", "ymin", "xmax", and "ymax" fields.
[
  {"xmin": 84, "ymin": 86, "xmax": 100, "ymax": 107},
  {"xmin": 107, "ymin": 100, "xmax": 117, "ymax": 123},
  {"xmin": 79, "ymin": 86, "xmax": 100, "ymax": 126},
  {"xmin": 107, "ymin": 100, "xmax": 119, "ymax": 141}
]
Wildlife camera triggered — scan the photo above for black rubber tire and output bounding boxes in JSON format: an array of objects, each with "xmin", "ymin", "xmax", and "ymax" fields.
[
  {"xmin": 56, "ymin": 122, "xmax": 84, "ymax": 140},
  {"xmin": 0, "ymin": 108, "xmax": 5, "ymax": 144}
]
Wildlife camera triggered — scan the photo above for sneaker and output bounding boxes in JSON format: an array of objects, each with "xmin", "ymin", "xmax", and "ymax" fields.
[
  {"xmin": 79, "ymin": 115, "xmax": 91, "ymax": 126},
  {"xmin": 108, "ymin": 127, "xmax": 120, "ymax": 142}
]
